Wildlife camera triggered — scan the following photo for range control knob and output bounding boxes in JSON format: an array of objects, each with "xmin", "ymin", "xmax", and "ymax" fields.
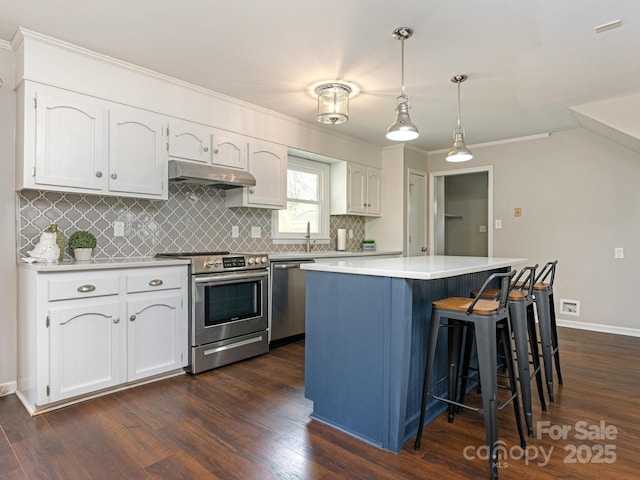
[
  {"xmin": 261, "ymin": 256, "xmax": 268, "ymax": 263},
  {"xmin": 248, "ymin": 257, "xmax": 256, "ymax": 265}
]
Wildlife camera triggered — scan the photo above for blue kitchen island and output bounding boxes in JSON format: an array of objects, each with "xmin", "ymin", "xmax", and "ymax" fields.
[{"xmin": 301, "ymin": 255, "xmax": 525, "ymax": 453}]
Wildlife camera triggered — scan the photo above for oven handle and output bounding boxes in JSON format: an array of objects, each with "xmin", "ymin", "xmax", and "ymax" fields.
[
  {"xmin": 194, "ymin": 270, "xmax": 268, "ymax": 284},
  {"xmin": 203, "ymin": 334, "xmax": 265, "ymax": 356}
]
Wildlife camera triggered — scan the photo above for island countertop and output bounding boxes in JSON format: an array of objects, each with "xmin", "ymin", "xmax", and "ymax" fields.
[{"xmin": 301, "ymin": 255, "xmax": 527, "ymax": 280}]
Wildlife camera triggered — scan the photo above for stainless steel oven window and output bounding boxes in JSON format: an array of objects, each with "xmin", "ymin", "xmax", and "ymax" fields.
[{"xmin": 205, "ymin": 281, "xmax": 261, "ymax": 325}]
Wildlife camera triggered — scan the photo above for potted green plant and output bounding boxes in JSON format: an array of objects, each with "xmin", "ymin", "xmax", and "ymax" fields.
[{"xmin": 68, "ymin": 230, "xmax": 97, "ymax": 261}]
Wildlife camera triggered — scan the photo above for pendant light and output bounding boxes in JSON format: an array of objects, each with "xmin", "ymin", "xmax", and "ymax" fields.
[
  {"xmin": 386, "ymin": 27, "xmax": 419, "ymax": 141},
  {"xmin": 315, "ymin": 82, "xmax": 351, "ymax": 124},
  {"xmin": 446, "ymin": 74, "xmax": 473, "ymax": 162}
]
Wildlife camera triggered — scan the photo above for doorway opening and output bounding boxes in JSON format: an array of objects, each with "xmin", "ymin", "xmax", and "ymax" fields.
[
  {"xmin": 429, "ymin": 165, "xmax": 493, "ymax": 256},
  {"xmin": 407, "ymin": 169, "xmax": 427, "ymax": 256}
]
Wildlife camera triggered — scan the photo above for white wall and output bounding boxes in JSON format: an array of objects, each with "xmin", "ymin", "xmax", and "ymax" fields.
[
  {"xmin": 0, "ymin": 44, "xmax": 16, "ymax": 390},
  {"xmin": 429, "ymin": 128, "xmax": 640, "ymax": 334}
]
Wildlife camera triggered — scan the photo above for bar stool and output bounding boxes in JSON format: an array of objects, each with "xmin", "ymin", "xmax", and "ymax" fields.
[
  {"xmin": 414, "ymin": 271, "xmax": 526, "ymax": 480},
  {"xmin": 462, "ymin": 265, "xmax": 547, "ymax": 438},
  {"xmin": 532, "ymin": 260, "xmax": 562, "ymax": 402}
]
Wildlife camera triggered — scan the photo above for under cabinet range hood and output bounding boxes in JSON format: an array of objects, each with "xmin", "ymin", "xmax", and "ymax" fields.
[{"xmin": 168, "ymin": 160, "xmax": 256, "ymax": 189}]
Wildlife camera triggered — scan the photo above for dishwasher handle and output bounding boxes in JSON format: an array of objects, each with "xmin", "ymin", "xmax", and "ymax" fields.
[{"xmin": 273, "ymin": 261, "xmax": 315, "ymax": 269}]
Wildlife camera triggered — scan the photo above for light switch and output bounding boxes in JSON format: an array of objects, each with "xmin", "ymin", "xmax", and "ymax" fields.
[
  {"xmin": 495, "ymin": 219, "xmax": 502, "ymax": 229},
  {"xmin": 479, "ymin": 225, "xmax": 487, "ymax": 233},
  {"xmin": 614, "ymin": 247, "xmax": 624, "ymax": 259}
]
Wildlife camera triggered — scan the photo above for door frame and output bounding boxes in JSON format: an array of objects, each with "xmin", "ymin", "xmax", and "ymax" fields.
[
  {"xmin": 406, "ymin": 168, "xmax": 428, "ymax": 256},
  {"xmin": 428, "ymin": 165, "xmax": 494, "ymax": 256}
]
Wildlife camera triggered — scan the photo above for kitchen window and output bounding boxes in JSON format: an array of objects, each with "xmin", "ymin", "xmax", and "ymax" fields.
[{"xmin": 272, "ymin": 156, "xmax": 330, "ymax": 243}]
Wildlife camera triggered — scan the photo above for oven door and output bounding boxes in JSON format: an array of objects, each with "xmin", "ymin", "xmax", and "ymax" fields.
[{"xmin": 193, "ymin": 269, "xmax": 268, "ymax": 346}]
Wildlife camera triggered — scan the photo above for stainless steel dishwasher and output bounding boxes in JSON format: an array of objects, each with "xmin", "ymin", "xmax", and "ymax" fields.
[{"xmin": 269, "ymin": 259, "xmax": 314, "ymax": 345}]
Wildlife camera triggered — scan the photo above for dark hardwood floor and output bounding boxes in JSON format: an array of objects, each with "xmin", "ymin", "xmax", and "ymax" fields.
[{"xmin": 1, "ymin": 328, "xmax": 639, "ymax": 479}]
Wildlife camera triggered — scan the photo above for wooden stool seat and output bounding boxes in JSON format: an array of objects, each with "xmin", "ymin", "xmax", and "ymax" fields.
[
  {"xmin": 432, "ymin": 297, "xmax": 499, "ymax": 314},
  {"xmin": 471, "ymin": 288, "xmax": 526, "ymax": 301}
]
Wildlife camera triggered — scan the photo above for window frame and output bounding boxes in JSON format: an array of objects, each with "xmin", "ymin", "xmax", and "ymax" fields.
[{"xmin": 271, "ymin": 156, "xmax": 330, "ymax": 244}]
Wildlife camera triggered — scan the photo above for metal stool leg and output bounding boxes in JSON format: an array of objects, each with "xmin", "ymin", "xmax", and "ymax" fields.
[
  {"xmin": 508, "ymin": 299, "xmax": 534, "ymax": 437},
  {"xmin": 447, "ymin": 320, "xmax": 464, "ymax": 422},
  {"xmin": 549, "ymin": 293, "xmax": 563, "ymax": 384},
  {"xmin": 414, "ymin": 308, "xmax": 443, "ymax": 450},
  {"xmin": 500, "ymin": 320, "xmax": 527, "ymax": 449},
  {"xmin": 474, "ymin": 319, "xmax": 500, "ymax": 480},
  {"xmin": 535, "ymin": 288, "xmax": 555, "ymax": 402},
  {"xmin": 526, "ymin": 303, "xmax": 547, "ymax": 411}
]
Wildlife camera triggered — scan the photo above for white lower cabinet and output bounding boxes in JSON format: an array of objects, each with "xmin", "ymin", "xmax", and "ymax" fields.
[
  {"xmin": 17, "ymin": 264, "xmax": 188, "ymax": 414},
  {"xmin": 126, "ymin": 293, "xmax": 183, "ymax": 381},
  {"xmin": 49, "ymin": 299, "xmax": 123, "ymax": 402}
]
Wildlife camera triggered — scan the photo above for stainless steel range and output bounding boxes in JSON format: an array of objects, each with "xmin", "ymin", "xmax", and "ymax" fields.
[{"xmin": 157, "ymin": 251, "xmax": 269, "ymax": 373}]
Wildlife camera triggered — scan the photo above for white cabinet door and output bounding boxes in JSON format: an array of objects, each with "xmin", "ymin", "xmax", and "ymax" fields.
[
  {"xmin": 109, "ymin": 106, "xmax": 167, "ymax": 197},
  {"xmin": 34, "ymin": 88, "xmax": 107, "ymax": 190},
  {"xmin": 211, "ymin": 129, "xmax": 247, "ymax": 170},
  {"xmin": 48, "ymin": 300, "xmax": 123, "ymax": 402},
  {"xmin": 366, "ymin": 168, "xmax": 382, "ymax": 216},
  {"xmin": 168, "ymin": 120, "xmax": 212, "ymax": 164},
  {"xmin": 226, "ymin": 139, "xmax": 287, "ymax": 209},
  {"xmin": 348, "ymin": 164, "xmax": 367, "ymax": 214},
  {"xmin": 126, "ymin": 293, "xmax": 184, "ymax": 381}
]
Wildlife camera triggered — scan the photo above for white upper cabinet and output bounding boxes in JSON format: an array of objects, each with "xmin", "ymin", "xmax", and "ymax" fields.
[
  {"xmin": 226, "ymin": 139, "xmax": 287, "ymax": 209},
  {"xmin": 17, "ymin": 82, "xmax": 168, "ymax": 199},
  {"xmin": 33, "ymin": 86, "xmax": 107, "ymax": 191},
  {"xmin": 331, "ymin": 162, "xmax": 382, "ymax": 217},
  {"xmin": 211, "ymin": 129, "xmax": 247, "ymax": 170},
  {"xmin": 168, "ymin": 120, "xmax": 212, "ymax": 164},
  {"xmin": 109, "ymin": 106, "xmax": 167, "ymax": 197},
  {"xmin": 167, "ymin": 120, "xmax": 247, "ymax": 170}
]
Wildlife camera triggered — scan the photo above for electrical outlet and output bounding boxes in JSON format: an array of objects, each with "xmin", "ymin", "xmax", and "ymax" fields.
[
  {"xmin": 113, "ymin": 221, "xmax": 125, "ymax": 237},
  {"xmin": 495, "ymin": 219, "xmax": 502, "ymax": 229},
  {"xmin": 348, "ymin": 229, "xmax": 353, "ymax": 239},
  {"xmin": 231, "ymin": 226, "xmax": 239, "ymax": 238},
  {"xmin": 614, "ymin": 247, "xmax": 624, "ymax": 259},
  {"xmin": 251, "ymin": 226, "xmax": 261, "ymax": 238},
  {"xmin": 514, "ymin": 208, "xmax": 522, "ymax": 217}
]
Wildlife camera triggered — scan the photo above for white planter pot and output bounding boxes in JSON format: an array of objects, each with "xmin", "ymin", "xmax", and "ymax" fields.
[{"xmin": 73, "ymin": 248, "xmax": 93, "ymax": 261}]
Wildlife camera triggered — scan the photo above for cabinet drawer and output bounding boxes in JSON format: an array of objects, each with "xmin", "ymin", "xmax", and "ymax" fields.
[
  {"xmin": 47, "ymin": 275, "xmax": 119, "ymax": 301},
  {"xmin": 125, "ymin": 268, "xmax": 183, "ymax": 293}
]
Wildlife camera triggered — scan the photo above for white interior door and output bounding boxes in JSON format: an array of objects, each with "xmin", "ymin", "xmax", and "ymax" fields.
[{"xmin": 407, "ymin": 170, "xmax": 428, "ymax": 256}]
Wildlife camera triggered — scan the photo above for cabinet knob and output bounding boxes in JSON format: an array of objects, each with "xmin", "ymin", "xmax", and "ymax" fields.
[
  {"xmin": 111, "ymin": 173, "xmax": 118, "ymax": 180},
  {"xmin": 148, "ymin": 279, "xmax": 163, "ymax": 287},
  {"xmin": 77, "ymin": 284, "xmax": 96, "ymax": 293},
  {"xmin": 113, "ymin": 317, "xmax": 120, "ymax": 324},
  {"xmin": 203, "ymin": 146, "xmax": 209, "ymax": 152},
  {"xmin": 129, "ymin": 314, "xmax": 136, "ymax": 322},
  {"xmin": 213, "ymin": 148, "xmax": 219, "ymax": 154},
  {"xmin": 95, "ymin": 171, "xmax": 103, "ymax": 178},
  {"xmin": 249, "ymin": 188, "xmax": 255, "ymax": 194}
]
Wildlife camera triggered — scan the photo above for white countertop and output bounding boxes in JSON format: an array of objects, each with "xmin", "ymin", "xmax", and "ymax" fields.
[
  {"xmin": 268, "ymin": 250, "xmax": 402, "ymax": 261},
  {"xmin": 300, "ymin": 255, "xmax": 527, "ymax": 280},
  {"xmin": 17, "ymin": 256, "xmax": 190, "ymax": 272}
]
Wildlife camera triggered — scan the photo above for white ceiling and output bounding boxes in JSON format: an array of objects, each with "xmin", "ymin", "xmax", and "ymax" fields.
[{"xmin": 1, "ymin": 0, "xmax": 639, "ymax": 152}]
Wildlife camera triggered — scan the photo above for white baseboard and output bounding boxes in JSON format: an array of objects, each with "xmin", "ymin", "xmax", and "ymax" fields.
[
  {"xmin": 0, "ymin": 381, "xmax": 17, "ymax": 397},
  {"xmin": 557, "ymin": 318, "xmax": 640, "ymax": 338}
]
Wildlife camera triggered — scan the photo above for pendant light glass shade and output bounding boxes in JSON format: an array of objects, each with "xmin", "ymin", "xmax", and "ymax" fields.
[
  {"xmin": 315, "ymin": 83, "xmax": 351, "ymax": 124},
  {"xmin": 446, "ymin": 74, "xmax": 473, "ymax": 162},
  {"xmin": 386, "ymin": 27, "xmax": 419, "ymax": 141}
]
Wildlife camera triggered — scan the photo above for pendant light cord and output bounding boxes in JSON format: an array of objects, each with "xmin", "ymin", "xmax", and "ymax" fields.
[
  {"xmin": 456, "ymin": 80, "xmax": 462, "ymax": 128},
  {"xmin": 400, "ymin": 37, "xmax": 406, "ymax": 97}
]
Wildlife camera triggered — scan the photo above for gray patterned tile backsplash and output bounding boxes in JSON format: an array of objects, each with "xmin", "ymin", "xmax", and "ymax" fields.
[{"xmin": 18, "ymin": 185, "xmax": 365, "ymax": 259}]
